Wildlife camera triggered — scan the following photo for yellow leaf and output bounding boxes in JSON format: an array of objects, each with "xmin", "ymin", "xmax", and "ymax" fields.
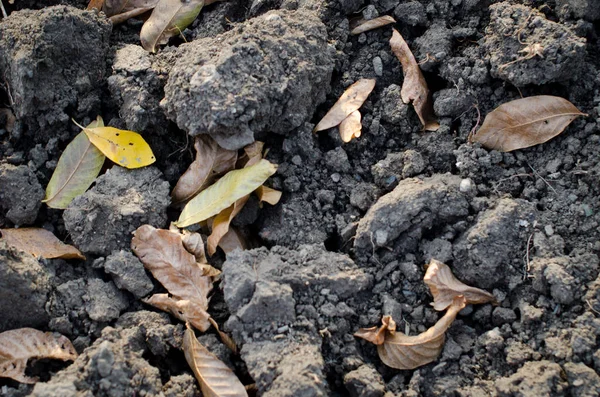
[
  {"xmin": 255, "ymin": 185, "xmax": 282, "ymax": 206},
  {"xmin": 73, "ymin": 119, "xmax": 156, "ymax": 169},
  {"xmin": 0, "ymin": 228, "xmax": 85, "ymax": 260},
  {"xmin": 339, "ymin": 110, "xmax": 362, "ymax": 143}
]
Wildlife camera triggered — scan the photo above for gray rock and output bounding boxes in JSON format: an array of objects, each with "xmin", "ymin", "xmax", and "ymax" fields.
[
  {"xmin": 64, "ymin": 166, "xmax": 170, "ymax": 256},
  {"xmin": 371, "ymin": 151, "xmax": 427, "ymax": 189},
  {"xmin": 344, "ymin": 365, "xmax": 385, "ymax": 397},
  {"xmin": 0, "ymin": 164, "xmax": 44, "ymax": 225},
  {"xmin": 379, "ymin": 84, "xmax": 412, "ymax": 128},
  {"xmin": 163, "ymin": 9, "xmax": 334, "ymax": 150},
  {"xmin": 325, "ymin": 147, "xmax": 352, "ymax": 173},
  {"xmin": 563, "ymin": 362, "xmax": 600, "ymax": 397},
  {"xmin": 433, "ymin": 88, "xmax": 474, "ymax": 117},
  {"xmin": 415, "ymin": 23, "xmax": 453, "ymax": 71},
  {"xmin": 495, "ymin": 360, "xmax": 568, "ymax": 397},
  {"xmin": 350, "ymin": 183, "xmax": 379, "ymax": 211},
  {"xmin": 394, "ymin": 1, "xmax": 427, "ymax": 26},
  {"xmin": 102, "ymin": 250, "xmax": 154, "ymax": 299},
  {"xmin": 492, "ymin": 307, "xmax": 517, "ymax": 325},
  {"xmin": 556, "ymin": 0, "xmax": 600, "ymax": 22},
  {"xmin": 0, "ymin": 241, "xmax": 51, "ymax": 331},
  {"xmin": 84, "ymin": 279, "xmax": 129, "ymax": 323},
  {"xmin": 162, "ymin": 374, "xmax": 201, "ymax": 397}
]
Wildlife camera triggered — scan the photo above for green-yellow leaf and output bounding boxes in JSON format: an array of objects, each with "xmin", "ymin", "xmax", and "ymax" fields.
[
  {"xmin": 73, "ymin": 119, "xmax": 156, "ymax": 169},
  {"xmin": 175, "ymin": 159, "xmax": 277, "ymax": 228},
  {"xmin": 43, "ymin": 118, "xmax": 106, "ymax": 209}
]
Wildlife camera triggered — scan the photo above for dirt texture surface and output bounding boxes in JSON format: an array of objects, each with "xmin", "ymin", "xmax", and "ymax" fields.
[{"xmin": 1, "ymin": 0, "xmax": 600, "ymax": 396}]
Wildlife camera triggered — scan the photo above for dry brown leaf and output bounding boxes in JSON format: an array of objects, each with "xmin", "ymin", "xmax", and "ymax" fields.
[
  {"xmin": 218, "ymin": 227, "xmax": 248, "ymax": 255},
  {"xmin": 86, "ymin": 0, "xmax": 105, "ymax": 11},
  {"xmin": 144, "ymin": 294, "xmax": 211, "ymax": 332},
  {"xmin": 131, "ymin": 225, "xmax": 213, "ymax": 331},
  {"xmin": 255, "ymin": 185, "xmax": 282, "ymax": 206},
  {"xmin": 0, "ymin": 328, "xmax": 77, "ymax": 384},
  {"xmin": 207, "ymin": 196, "xmax": 249, "ymax": 257},
  {"xmin": 350, "ymin": 15, "xmax": 396, "ymax": 35},
  {"xmin": 183, "ymin": 324, "xmax": 248, "ymax": 397},
  {"xmin": 181, "ymin": 229, "xmax": 208, "ymax": 264},
  {"xmin": 424, "ymin": 259, "xmax": 496, "ymax": 311},
  {"xmin": 208, "ymin": 318, "xmax": 238, "ymax": 354},
  {"xmin": 171, "ymin": 136, "xmax": 238, "ymax": 205},
  {"xmin": 198, "ymin": 263, "xmax": 221, "ymax": 278},
  {"xmin": 0, "ymin": 228, "xmax": 85, "ymax": 260},
  {"xmin": 313, "ymin": 79, "xmax": 376, "ymax": 133},
  {"xmin": 469, "ymin": 95, "xmax": 586, "ymax": 152},
  {"xmin": 339, "ymin": 110, "xmax": 362, "ymax": 143},
  {"xmin": 389, "ymin": 28, "xmax": 439, "ymax": 131}
]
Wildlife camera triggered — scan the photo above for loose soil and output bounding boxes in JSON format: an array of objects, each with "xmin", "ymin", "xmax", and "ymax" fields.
[{"xmin": 1, "ymin": 0, "xmax": 600, "ymax": 396}]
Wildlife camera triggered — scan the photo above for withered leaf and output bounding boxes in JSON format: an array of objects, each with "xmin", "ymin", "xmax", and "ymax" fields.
[
  {"xmin": 389, "ymin": 28, "xmax": 439, "ymax": 131},
  {"xmin": 469, "ymin": 95, "xmax": 586, "ymax": 152},
  {"xmin": 208, "ymin": 318, "xmax": 238, "ymax": 354},
  {"xmin": 350, "ymin": 15, "xmax": 396, "ymax": 35},
  {"xmin": 184, "ymin": 325, "xmax": 248, "ymax": 397},
  {"xmin": 424, "ymin": 259, "xmax": 496, "ymax": 311},
  {"xmin": 0, "ymin": 328, "xmax": 77, "ymax": 384},
  {"xmin": 86, "ymin": 0, "xmax": 105, "ymax": 11},
  {"xmin": 339, "ymin": 109, "xmax": 362, "ymax": 143},
  {"xmin": 0, "ymin": 228, "xmax": 85, "ymax": 260},
  {"xmin": 207, "ymin": 196, "xmax": 249, "ymax": 257},
  {"xmin": 102, "ymin": 0, "xmax": 157, "ymax": 17},
  {"xmin": 131, "ymin": 225, "xmax": 213, "ymax": 331},
  {"xmin": 144, "ymin": 294, "xmax": 211, "ymax": 332},
  {"xmin": 217, "ymin": 227, "xmax": 248, "ymax": 256},
  {"xmin": 313, "ymin": 79, "xmax": 376, "ymax": 133},
  {"xmin": 255, "ymin": 185, "xmax": 282, "ymax": 206},
  {"xmin": 171, "ymin": 136, "xmax": 238, "ymax": 205}
]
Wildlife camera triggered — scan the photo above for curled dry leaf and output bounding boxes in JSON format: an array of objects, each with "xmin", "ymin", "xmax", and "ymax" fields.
[
  {"xmin": 86, "ymin": 0, "xmax": 105, "ymax": 11},
  {"xmin": 0, "ymin": 328, "xmax": 77, "ymax": 384},
  {"xmin": 217, "ymin": 226, "xmax": 248, "ymax": 255},
  {"xmin": 389, "ymin": 28, "xmax": 439, "ymax": 131},
  {"xmin": 424, "ymin": 259, "xmax": 496, "ymax": 311},
  {"xmin": 0, "ymin": 228, "xmax": 85, "ymax": 260},
  {"xmin": 171, "ymin": 136, "xmax": 238, "ymax": 205},
  {"xmin": 350, "ymin": 15, "xmax": 396, "ymax": 35},
  {"xmin": 180, "ymin": 229, "xmax": 208, "ymax": 264},
  {"xmin": 131, "ymin": 225, "xmax": 213, "ymax": 331},
  {"xmin": 356, "ymin": 296, "xmax": 466, "ymax": 370},
  {"xmin": 255, "ymin": 185, "xmax": 282, "ymax": 206},
  {"xmin": 208, "ymin": 317, "xmax": 238, "ymax": 354},
  {"xmin": 469, "ymin": 95, "xmax": 586, "ymax": 152},
  {"xmin": 102, "ymin": 0, "xmax": 157, "ymax": 23},
  {"xmin": 313, "ymin": 79, "xmax": 376, "ymax": 133},
  {"xmin": 144, "ymin": 294, "xmax": 211, "ymax": 332},
  {"xmin": 339, "ymin": 109, "xmax": 362, "ymax": 143},
  {"xmin": 183, "ymin": 324, "xmax": 248, "ymax": 397},
  {"xmin": 140, "ymin": 0, "xmax": 204, "ymax": 52},
  {"xmin": 207, "ymin": 196, "xmax": 249, "ymax": 257}
]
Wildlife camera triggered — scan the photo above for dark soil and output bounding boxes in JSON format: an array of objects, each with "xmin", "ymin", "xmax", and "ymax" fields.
[{"xmin": 1, "ymin": 0, "xmax": 600, "ymax": 396}]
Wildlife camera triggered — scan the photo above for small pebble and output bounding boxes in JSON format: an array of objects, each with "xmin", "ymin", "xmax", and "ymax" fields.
[
  {"xmin": 277, "ymin": 325, "xmax": 289, "ymax": 334},
  {"xmin": 459, "ymin": 178, "xmax": 472, "ymax": 192},
  {"xmin": 373, "ymin": 56, "xmax": 383, "ymax": 76},
  {"xmin": 544, "ymin": 225, "xmax": 554, "ymax": 236},
  {"xmin": 331, "ymin": 173, "xmax": 341, "ymax": 182}
]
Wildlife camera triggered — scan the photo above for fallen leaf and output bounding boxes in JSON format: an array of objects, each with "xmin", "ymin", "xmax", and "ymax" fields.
[
  {"xmin": 424, "ymin": 259, "xmax": 496, "ymax": 311},
  {"xmin": 207, "ymin": 196, "xmax": 249, "ymax": 257},
  {"xmin": 339, "ymin": 109, "xmax": 362, "ymax": 143},
  {"xmin": 44, "ymin": 118, "xmax": 106, "ymax": 209},
  {"xmin": 86, "ymin": 0, "xmax": 105, "ymax": 10},
  {"xmin": 109, "ymin": 7, "xmax": 154, "ymax": 24},
  {"xmin": 183, "ymin": 324, "xmax": 248, "ymax": 397},
  {"xmin": 171, "ymin": 136, "xmax": 238, "ymax": 205},
  {"xmin": 218, "ymin": 227, "xmax": 248, "ymax": 255},
  {"xmin": 140, "ymin": 0, "xmax": 204, "ymax": 52},
  {"xmin": 0, "ymin": 328, "xmax": 77, "ymax": 384},
  {"xmin": 198, "ymin": 263, "xmax": 221, "ymax": 278},
  {"xmin": 131, "ymin": 225, "xmax": 213, "ymax": 331},
  {"xmin": 175, "ymin": 159, "xmax": 278, "ymax": 228},
  {"xmin": 144, "ymin": 294, "xmax": 211, "ymax": 332},
  {"xmin": 180, "ymin": 229, "xmax": 208, "ymax": 264},
  {"xmin": 73, "ymin": 118, "xmax": 156, "ymax": 169},
  {"xmin": 0, "ymin": 228, "xmax": 85, "ymax": 260},
  {"xmin": 255, "ymin": 185, "xmax": 282, "ymax": 206},
  {"xmin": 350, "ymin": 15, "xmax": 396, "ymax": 35},
  {"xmin": 208, "ymin": 317, "xmax": 238, "ymax": 354},
  {"xmin": 239, "ymin": 141, "xmax": 265, "ymax": 168},
  {"xmin": 356, "ymin": 296, "xmax": 466, "ymax": 370},
  {"xmin": 389, "ymin": 28, "xmax": 439, "ymax": 131},
  {"xmin": 313, "ymin": 79, "xmax": 376, "ymax": 133},
  {"xmin": 469, "ymin": 95, "xmax": 586, "ymax": 152},
  {"xmin": 102, "ymin": 0, "xmax": 157, "ymax": 16}
]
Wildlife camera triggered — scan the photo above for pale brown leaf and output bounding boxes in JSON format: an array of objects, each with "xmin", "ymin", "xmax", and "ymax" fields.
[
  {"xmin": 183, "ymin": 325, "xmax": 248, "ymax": 397},
  {"xmin": 350, "ymin": 15, "xmax": 396, "ymax": 35},
  {"xmin": 218, "ymin": 227, "xmax": 248, "ymax": 256},
  {"xmin": 424, "ymin": 259, "xmax": 496, "ymax": 311},
  {"xmin": 313, "ymin": 79, "xmax": 376, "ymax": 132},
  {"xmin": 198, "ymin": 263, "xmax": 222, "ymax": 278},
  {"xmin": 469, "ymin": 95, "xmax": 586, "ymax": 152},
  {"xmin": 0, "ymin": 328, "xmax": 77, "ymax": 384},
  {"xmin": 207, "ymin": 196, "xmax": 249, "ymax": 257},
  {"xmin": 208, "ymin": 318, "xmax": 238, "ymax": 354},
  {"xmin": 389, "ymin": 28, "xmax": 439, "ymax": 131},
  {"xmin": 144, "ymin": 294, "xmax": 211, "ymax": 332},
  {"xmin": 109, "ymin": 7, "xmax": 154, "ymax": 24},
  {"xmin": 102, "ymin": 0, "xmax": 157, "ymax": 15},
  {"xmin": 86, "ymin": 0, "xmax": 105, "ymax": 11},
  {"xmin": 171, "ymin": 136, "xmax": 238, "ymax": 205},
  {"xmin": 339, "ymin": 110, "xmax": 362, "ymax": 143},
  {"xmin": 131, "ymin": 225, "xmax": 213, "ymax": 324},
  {"xmin": 181, "ymin": 229, "xmax": 208, "ymax": 264},
  {"xmin": 0, "ymin": 228, "xmax": 85, "ymax": 260},
  {"xmin": 255, "ymin": 185, "xmax": 282, "ymax": 206}
]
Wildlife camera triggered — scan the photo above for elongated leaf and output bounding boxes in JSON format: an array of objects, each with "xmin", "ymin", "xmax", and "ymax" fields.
[
  {"xmin": 424, "ymin": 259, "xmax": 496, "ymax": 311},
  {"xmin": 180, "ymin": 229, "xmax": 208, "ymax": 264},
  {"xmin": 255, "ymin": 185, "xmax": 282, "ymax": 206},
  {"xmin": 207, "ymin": 197, "xmax": 249, "ymax": 257},
  {"xmin": 0, "ymin": 228, "xmax": 85, "ymax": 260},
  {"xmin": 140, "ymin": 0, "xmax": 204, "ymax": 53},
  {"xmin": 218, "ymin": 227, "xmax": 248, "ymax": 255},
  {"xmin": 389, "ymin": 28, "xmax": 439, "ymax": 131},
  {"xmin": 0, "ymin": 328, "xmax": 77, "ymax": 384},
  {"xmin": 208, "ymin": 318, "xmax": 238, "ymax": 354},
  {"xmin": 86, "ymin": 0, "xmax": 105, "ymax": 11},
  {"xmin": 172, "ymin": 136, "xmax": 238, "ymax": 205},
  {"xmin": 314, "ymin": 79, "xmax": 376, "ymax": 132},
  {"xmin": 175, "ymin": 159, "xmax": 277, "ymax": 228},
  {"xmin": 44, "ymin": 122, "xmax": 105, "ymax": 209},
  {"xmin": 110, "ymin": 7, "xmax": 154, "ymax": 25},
  {"xmin": 339, "ymin": 110, "xmax": 362, "ymax": 143},
  {"xmin": 350, "ymin": 15, "xmax": 396, "ymax": 35},
  {"xmin": 73, "ymin": 119, "xmax": 156, "ymax": 169},
  {"xmin": 102, "ymin": 0, "xmax": 157, "ymax": 16},
  {"xmin": 183, "ymin": 325, "xmax": 248, "ymax": 397},
  {"xmin": 144, "ymin": 294, "xmax": 211, "ymax": 332},
  {"xmin": 469, "ymin": 96, "xmax": 586, "ymax": 152}
]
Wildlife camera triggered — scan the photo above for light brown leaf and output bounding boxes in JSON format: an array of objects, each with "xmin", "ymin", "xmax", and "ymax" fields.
[
  {"xmin": 255, "ymin": 185, "xmax": 282, "ymax": 206},
  {"xmin": 183, "ymin": 325, "xmax": 248, "ymax": 397},
  {"xmin": 353, "ymin": 315, "xmax": 395, "ymax": 345},
  {"xmin": 198, "ymin": 263, "xmax": 222, "ymax": 278},
  {"xmin": 131, "ymin": 225, "xmax": 213, "ymax": 325},
  {"xmin": 313, "ymin": 79, "xmax": 376, "ymax": 132},
  {"xmin": 389, "ymin": 28, "xmax": 439, "ymax": 131},
  {"xmin": 109, "ymin": 7, "xmax": 154, "ymax": 25},
  {"xmin": 0, "ymin": 228, "xmax": 85, "ymax": 260},
  {"xmin": 339, "ymin": 110, "xmax": 362, "ymax": 143},
  {"xmin": 218, "ymin": 227, "xmax": 248, "ymax": 256},
  {"xmin": 102, "ymin": 0, "xmax": 157, "ymax": 15},
  {"xmin": 208, "ymin": 318, "xmax": 238, "ymax": 354},
  {"xmin": 86, "ymin": 0, "xmax": 105, "ymax": 11},
  {"xmin": 171, "ymin": 136, "xmax": 238, "ymax": 205},
  {"xmin": 207, "ymin": 196, "xmax": 249, "ymax": 257},
  {"xmin": 424, "ymin": 259, "xmax": 496, "ymax": 311},
  {"xmin": 181, "ymin": 229, "xmax": 208, "ymax": 264},
  {"xmin": 469, "ymin": 95, "xmax": 586, "ymax": 152},
  {"xmin": 350, "ymin": 15, "xmax": 396, "ymax": 35},
  {"xmin": 144, "ymin": 294, "xmax": 211, "ymax": 332},
  {"xmin": 239, "ymin": 141, "xmax": 265, "ymax": 168},
  {"xmin": 0, "ymin": 328, "xmax": 77, "ymax": 384}
]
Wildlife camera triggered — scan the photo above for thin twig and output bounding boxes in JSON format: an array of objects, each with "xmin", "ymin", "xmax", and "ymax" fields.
[
  {"xmin": 525, "ymin": 232, "xmax": 533, "ymax": 272},
  {"xmin": 0, "ymin": 0, "xmax": 7, "ymax": 19},
  {"xmin": 586, "ymin": 300, "xmax": 600, "ymax": 316},
  {"xmin": 528, "ymin": 162, "xmax": 557, "ymax": 195}
]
